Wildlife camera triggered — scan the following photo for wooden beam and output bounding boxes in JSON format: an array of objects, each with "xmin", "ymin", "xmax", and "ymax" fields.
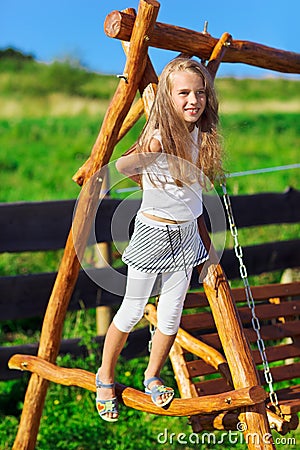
[
  {"xmin": 169, "ymin": 341, "xmax": 198, "ymax": 398},
  {"xmin": 202, "ymin": 263, "xmax": 275, "ymax": 449},
  {"xmin": 0, "ymin": 241, "xmax": 299, "ymax": 322},
  {"xmin": 206, "ymin": 32, "xmax": 232, "ymax": 79},
  {"xmin": 8, "ymin": 354, "xmax": 267, "ymax": 417},
  {"xmin": 12, "ymin": 2, "xmax": 160, "ymax": 450},
  {"xmin": 104, "ymin": 10, "xmax": 300, "ymax": 74},
  {"xmin": 221, "ymin": 239, "xmax": 300, "ymax": 279},
  {"xmin": 1, "ymin": 190, "xmax": 299, "ymax": 252}
]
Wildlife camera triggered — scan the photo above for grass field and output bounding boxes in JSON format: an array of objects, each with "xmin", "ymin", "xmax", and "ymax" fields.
[{"xmin": 0, "ymin": 53, "xmax": 299, "ymax": 449}]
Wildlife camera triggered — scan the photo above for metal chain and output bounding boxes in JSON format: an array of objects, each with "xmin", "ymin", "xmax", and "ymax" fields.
[
  {"xmin": 148, "ymin": 323, "xmax": 156, "ymax": 353},
  {"xmin": 221, "ymin": 183, "xmax": 282, "ymax": 416}
]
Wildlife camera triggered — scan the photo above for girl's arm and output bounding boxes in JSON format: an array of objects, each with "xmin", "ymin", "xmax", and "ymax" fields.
[
  {"xmin": 115, "ymin": 138, "xmax": 162, "ymax": 183},
  {"xmin": 197, "ymin": 214, "xmax": 218, "ymax": 264},
  {"xmin": 115, "ymin": 144, "xmax": 141, "ymax": 178}
]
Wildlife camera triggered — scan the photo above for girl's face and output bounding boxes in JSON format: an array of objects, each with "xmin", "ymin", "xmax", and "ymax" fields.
[{"xmin": 170, "ymin": 70, "xmax": 206, "ymax": 130}]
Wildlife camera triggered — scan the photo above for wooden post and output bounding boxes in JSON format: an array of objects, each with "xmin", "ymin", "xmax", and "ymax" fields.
[
  {"xmin": 206, "ymin": 32, "xmax": 232, "ymax": 79},
  {"xmin": 198, "ymin": 210, "xmax": 274, "ymax": 448},
  {"xmin": 12, "ymin": 2, "xmax": 160, "ymax": 449},
  {"xmin": 196, "ymin": 39, "xmax": 274, "ymax": 446},
  {"xmin": 202, "ymin": 263, "xmax": 275, "ymax": 449}
]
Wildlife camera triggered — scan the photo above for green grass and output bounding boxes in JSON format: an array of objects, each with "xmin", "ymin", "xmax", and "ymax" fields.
[
  {"xmin": 216, "ymin": 76, "xmax": 299, "ymax": 101},
  {"xmin": 221, "ymin": 113, "xmax": 299, "ymax": 194},
  {"xmin": 0, "ymin": 112, "xmax": 298, "ymax": 202},
  {"xmin": 0, "ymin": 116, "xmax": 100, "ymax": 202},
  {"xmin": 0, "ymin": 54, "xmax": 299, "ymax": 449}
]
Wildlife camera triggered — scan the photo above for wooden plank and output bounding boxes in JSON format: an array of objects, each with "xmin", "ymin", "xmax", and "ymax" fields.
[
  {"xmin": 195, "ymin": 377, "xmax": 231, "ymax": 396},
  {"xmin": 0, "ymin": 200, "xmax": 74, "ymax": 252},
  {"xmin": 0, "ymin": 268, "xmax": 125, "ymax": 321},
  {"xmin": 227, "ymin": 188, "xmax": 300, "ymax": 228},
  {"xmin": 181, "ymin": 311, "xmax": 215, "ymax": 331},
  {"xmin": 238, "ymin": 300, "xmax": 300, "ymax": 322},
  {"xmin": 186, "ymin": 359, "xmax": 220, "ymax": 378},
  {"xmin": 104, "ymin": 10, "xmax": 300, "ymax": 73},
  {"xmin": 245, "ymin": 320, "xmax": 300, "ymax": 342},
  {"xmin": 195, "ymin": 371, "xmax": 300, "ymax": 406},
  {"xmin": 184, "ymin": 290, "xmax": 208, "ymax": 308},
  {"xmin": 184, "ymin": 281, "xmax": 300, "ymax": 309},
  {"xmin": 186, "ymin": 321, "xmax": 300, "ymax": 352},
  {"xmin": 258, "ymin": 361, "xmax": 300, "ymax": 385},
  {"xmin": 274, "ymin": 385, "xmax": 300, "ymax": 414},
  {"xmin": 230, "ymin": 281, "xmax": 300, "ymax": 303},
  {"xmin": 180, "ymin": 340, "xmax": 300, "ymax": 383},
  {"xmin": 0, "ymin": 198, "xmax": 140, "ymax": 252},
  {"xmin": 181, "ymin": 300, "xmax": 300, "ymax": 331},
  {"xmin": 194, "ymin": 362, "xmax": 300, "ymax": 395},
  {"xmin": 253, "ymin": 343, "xmax": 300, "ymax": 365},
  {"xmin": 1, "ymin": 189, "xmax": 299, "ymax": 253},
  {"xmin": 221, "ymin": 240, "xmax": 300, "ymax": 279}
]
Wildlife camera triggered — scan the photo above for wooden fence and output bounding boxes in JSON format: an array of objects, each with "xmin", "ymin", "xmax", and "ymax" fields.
[{"xmin": 1, "ymin": 187, "xmax": 300, "ymax": 380}]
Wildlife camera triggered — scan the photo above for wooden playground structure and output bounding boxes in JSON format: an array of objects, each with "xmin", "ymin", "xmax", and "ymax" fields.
[{"xmin": 7, "ymin": 1, "xmax": 300, "ymax": 449}]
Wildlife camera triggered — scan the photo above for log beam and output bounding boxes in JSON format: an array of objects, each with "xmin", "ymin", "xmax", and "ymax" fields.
[
  {"xmin": 9, "ymin": 354, "xmax": 267, "ymax": 417},
  {"xmin": 104, "ymin": 10, "xmax": 300, "ymax": 74},
  {"xmin": 12, "ymin": 2, "xmax": 160, "ymax": 450},
  {"xmin": 202, "ymin": 263, "xmax": 275, "ymax": 449},
  {"xmin": 207, "ymin": 32, "xmax": 232, "ymax": 79}
]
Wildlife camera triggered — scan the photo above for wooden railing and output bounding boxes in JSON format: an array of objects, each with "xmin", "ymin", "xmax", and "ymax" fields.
[{"xmin": 1, "ymin": 188, "xmax": 300, "ymax": 380}]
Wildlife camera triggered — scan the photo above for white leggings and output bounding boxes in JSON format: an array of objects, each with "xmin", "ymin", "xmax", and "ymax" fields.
[{"xmin": 113, "ymin": 265, "xmax": 192, "ymax": 335}]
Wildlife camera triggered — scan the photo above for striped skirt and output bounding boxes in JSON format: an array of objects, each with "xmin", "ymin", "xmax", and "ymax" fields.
[{"xmin": 122, "ymin": 212, "xmax": 208, "ymax": 274}]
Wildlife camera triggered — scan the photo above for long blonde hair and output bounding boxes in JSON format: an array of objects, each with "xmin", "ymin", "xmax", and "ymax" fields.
[{"xmin": 137, "ymin": 57, "xmax": 224, "ymax": 187}]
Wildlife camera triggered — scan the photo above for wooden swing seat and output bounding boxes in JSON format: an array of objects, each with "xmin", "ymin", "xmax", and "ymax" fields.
[
  {"xmin": 144, "ymin": 280, "xmax": 300, "ymax": 435},
  {"xmin": 8, "ymin": 281, "xmax": 299, "ymax": 435}
]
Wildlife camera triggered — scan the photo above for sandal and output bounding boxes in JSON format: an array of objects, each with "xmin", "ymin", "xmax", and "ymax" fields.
[
  {"xmin": 144, "ymin": 377, "xmax": 174, "ymax": 407},
  {"xmin": 95, "ymin": 374, "xmax": 118, "ymax": 422}
]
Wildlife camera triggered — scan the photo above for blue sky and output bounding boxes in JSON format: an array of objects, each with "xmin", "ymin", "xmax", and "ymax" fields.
[{"xmin": 1, "ymin": 0, "xmax": 300, "ymax": 78}]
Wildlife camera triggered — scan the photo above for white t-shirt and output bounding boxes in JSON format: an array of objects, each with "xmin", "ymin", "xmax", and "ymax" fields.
[{"xmin": 139, "ymin": 128, "xmax": 203, "ymax": 221}]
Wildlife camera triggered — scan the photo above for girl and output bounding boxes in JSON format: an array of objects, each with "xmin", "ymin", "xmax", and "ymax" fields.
[{"xmin": 95, "ymin": 57, "xmax": 224, "ymax": 422}]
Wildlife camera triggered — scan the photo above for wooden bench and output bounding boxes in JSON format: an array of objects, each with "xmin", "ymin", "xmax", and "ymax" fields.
[{"xmin": 145, "ymin": 281, "xmax": 300, "ymax": 435}]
